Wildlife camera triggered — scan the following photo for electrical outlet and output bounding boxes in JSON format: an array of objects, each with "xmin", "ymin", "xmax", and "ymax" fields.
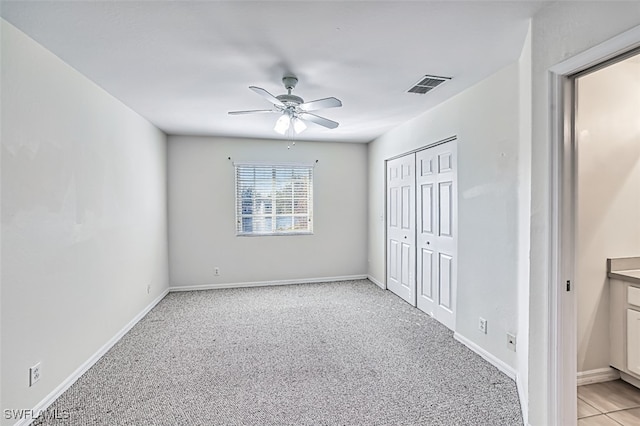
[
  {"xmin": 214, "ymin": 267, "xmax": 220, "ymax": 276},
  {"xmin": 507, "ymin": 333, "xmax": 517, "ymax": 351},
  {"xmin": 29, "ymin": 363, "xmax": 41, "ymax": 386},
  {"xmin": 479, "ymin": 317, "xmax": 488, "ymax": 334}
]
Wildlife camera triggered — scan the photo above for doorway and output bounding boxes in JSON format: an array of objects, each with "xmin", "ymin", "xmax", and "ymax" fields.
[
  {"xmin": 574, "ymin": 51, "xmax": 640, "ymax": 424},
  {"xmin": 549, "ymin": 31, "xmax": 640, "ymax": 426}
]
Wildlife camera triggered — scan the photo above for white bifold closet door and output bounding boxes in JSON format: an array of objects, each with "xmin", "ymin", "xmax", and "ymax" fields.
[
  {"xmin": 416, "ymin": 142, "xmax": 457, "ymax": 330},
  {"xmin": 386, "ymin": 140, "xmax": 457, "ymax": 330},
  {"xmin": 386, "ymin": 154, "xmax": 416, "ymax": 305}
]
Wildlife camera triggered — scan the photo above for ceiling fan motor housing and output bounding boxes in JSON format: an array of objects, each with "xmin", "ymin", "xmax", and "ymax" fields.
[
  {"xmin": 278, "ymin": 76, "xmax": 303, "ymax": 105},
  {"xmin": 276, "ymin": 94, "xmax": 304, "ymax": 106}
]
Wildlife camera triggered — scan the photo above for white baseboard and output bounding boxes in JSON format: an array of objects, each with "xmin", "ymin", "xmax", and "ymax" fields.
[
  {"xmin": 454, "ymin": 332, "xmax": 526, "ymax": 421},
  {"xmin": 454, "ymin": 332, "xmax": 517, "ymax": 380},
  {"xmin": 516, "ymin": 373, "xmax": 528, "ymax": 426},
  {"xmin": 14, "ymin": 289, "xmax": 169, "ymax": 426},
  {"xmin": 367, "ymin": 274, "xmax": 385, "ymax": 289},
  {"xmin": 577, "ymin": 367, "xmax": 620, "ymax": 386},
  {"xmin": 169, "ymin": 274, "xmax": 368, "ymax": 292}
]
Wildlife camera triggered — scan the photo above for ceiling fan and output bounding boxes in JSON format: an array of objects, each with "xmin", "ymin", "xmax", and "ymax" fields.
[{"xmin": 228, "ymin": 76, "xmax": 342, "ymax": 135}]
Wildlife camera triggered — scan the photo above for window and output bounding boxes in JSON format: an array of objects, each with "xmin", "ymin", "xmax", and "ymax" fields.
[{"xmin": 235, "ymin": 163, "xmax": 313, "ymax": 235}]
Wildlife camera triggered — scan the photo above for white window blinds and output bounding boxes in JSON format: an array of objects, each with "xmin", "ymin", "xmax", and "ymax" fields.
[{"xmin": 235, "ymin": 163, "xmax": 313, "ymax": 235}]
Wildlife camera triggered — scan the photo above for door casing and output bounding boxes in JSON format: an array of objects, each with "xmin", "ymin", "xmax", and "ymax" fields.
[{"xmin": 548, "ymin": 26, "xmax": 640, "ymax": 426}]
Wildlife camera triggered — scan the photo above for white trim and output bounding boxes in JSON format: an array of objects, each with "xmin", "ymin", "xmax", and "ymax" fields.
[
  {"xmin": 367, "ymin": 274, "xmax": 385, "ymax": 290},
  {"xmin": 169, "ymin": 275, "xmax": 368, "ymax": 292},
  {"xmin": 453, "ymin": 332, "xmax": 517, "ymax": 380},
  {"xmin": 453, "ymin": 332, "xmax": 528, "ymax": 423},
  {"xmin": 236, "ymin": 231, "xmax": 314, "ymax": 237},
  {"xmin": 14, "ymin": 289, "xmax": 169, "ymax": 426},
  {"xmin": 516, "ymin": 373, "xmax": 529, "ymax": 426},
  {"xmin": 549, "ymin": 26, "xmax": 640, "ymax": 75},
  {"xmin": 548, "ymin": 23, "xmax": 640, "ymax": 426},
  {"xmin": 549, "ymin": 69, "xmax": 578, "ymax": 426},
  {"xmin": 385, "ymin": 135, "xmax": 457, "ymax": 162},
  {"xmin": 577, "ymin": 368, "xmax": 620, "ymax": 386}
]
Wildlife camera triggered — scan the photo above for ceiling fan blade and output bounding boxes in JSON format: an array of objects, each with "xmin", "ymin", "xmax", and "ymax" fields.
[
  {"xmin": 298, "ymin": 97, "xmax": 342, "ymax": 112},
  {"xmin": 228, "ymin": 109, "xmax": 277, "ymax": 115},
  {"xmin": 298, "ymin": 112, "xmax": 339, "ymax": 129},
  {"xmin": 249, "ymin": 86, "xmax": 285, "ymax": 106}
]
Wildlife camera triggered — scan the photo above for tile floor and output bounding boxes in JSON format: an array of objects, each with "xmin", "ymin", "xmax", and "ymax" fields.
[{"xmin": 578, "ymin": 380, "xmax": 640, "ymax": 425}]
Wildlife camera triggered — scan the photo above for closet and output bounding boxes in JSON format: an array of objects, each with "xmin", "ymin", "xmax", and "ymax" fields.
[{"xmin": 386, "ymin": 139, "xmax": 457, "ymax": 330}]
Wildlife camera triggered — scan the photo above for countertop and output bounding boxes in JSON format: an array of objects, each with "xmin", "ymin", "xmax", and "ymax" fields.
[
  {"xmin": 609, "ymin": 269, "xmax": 640, "ymax": 285},
  {"xmin": 608, "ymin": 257, "xmax": 640, "ymax": 285}
]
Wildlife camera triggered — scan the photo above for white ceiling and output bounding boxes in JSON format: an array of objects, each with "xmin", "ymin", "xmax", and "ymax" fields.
[{"xmin": 1, "ymin": 1, "xmax": 548, "ymax": 143}]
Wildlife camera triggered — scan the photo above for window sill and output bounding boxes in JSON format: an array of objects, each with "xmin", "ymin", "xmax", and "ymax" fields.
[{"xmin": 236, "ymin": 232, "xmax": 314, "ymax": 237}]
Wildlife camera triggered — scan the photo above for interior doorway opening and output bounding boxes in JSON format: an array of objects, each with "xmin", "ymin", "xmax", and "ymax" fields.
[
  {"xmin": 574, "ymin": 50, "xmax": 640, "ymax": 424},
  {"xmin": 550, "ymin": 29, "xmax": 640, "ymax": 426}
]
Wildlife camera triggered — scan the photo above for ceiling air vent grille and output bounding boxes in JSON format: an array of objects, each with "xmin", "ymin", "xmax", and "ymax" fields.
[{"xmin": 407, "ymin": 75, "xmax": 451, "ymax": 94}]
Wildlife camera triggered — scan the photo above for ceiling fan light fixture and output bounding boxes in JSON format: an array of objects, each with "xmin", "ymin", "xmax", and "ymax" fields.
[
  {"xmin": 274, "ymin": 114, "xmax": 291, "ymax": 135},
  {"xmin": 293, "ymin": 117, "xmax": 307, "ymax": 134}
]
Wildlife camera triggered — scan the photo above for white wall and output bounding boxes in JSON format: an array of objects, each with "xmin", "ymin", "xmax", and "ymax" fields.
[
  {"xmin": 1, "ymin": 20, "xmax": 169, "ymax": 425},
  {"xmin": 576, "ymin": 56, "xmax": 640, "ymax": 373},
  {"xmin": 529, "ymin": 4, "xmax": 640, "ymax": 425},
  {"xmin": 168, "ymin": 136, "xmax": 367, "ymax": 287},
  {"xmin": 368, "ymin": 60, "xmax": 528, "ymax": 374}
]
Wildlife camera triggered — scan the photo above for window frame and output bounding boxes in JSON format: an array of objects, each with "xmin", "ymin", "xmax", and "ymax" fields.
[{"xmin": 234, "ymin": 162, "xmax": 314, "ymax": 237}]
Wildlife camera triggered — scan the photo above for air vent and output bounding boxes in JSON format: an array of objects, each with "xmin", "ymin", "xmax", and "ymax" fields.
[{"xmin": 407, "ymin": 75, "xmax": 451, "ymax": 94}]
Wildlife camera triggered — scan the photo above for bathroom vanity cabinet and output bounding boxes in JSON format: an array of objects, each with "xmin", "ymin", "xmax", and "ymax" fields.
[{"xmin": 609, "ymin": 257, "xmax": 640, "ymax": 387}]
